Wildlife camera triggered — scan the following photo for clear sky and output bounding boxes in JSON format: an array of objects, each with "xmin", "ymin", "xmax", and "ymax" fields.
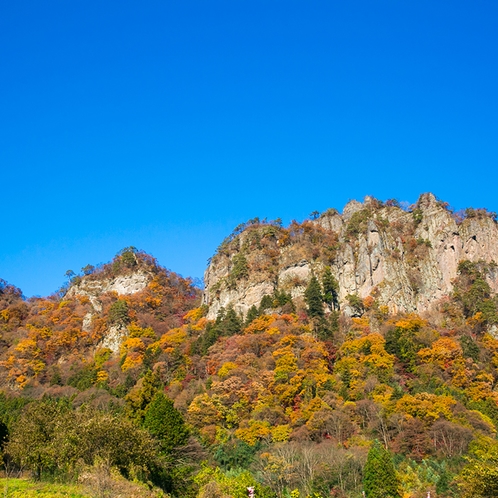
[{"xmin": 1, "ymin": 1, "xmax": 497, "ymax": 297}]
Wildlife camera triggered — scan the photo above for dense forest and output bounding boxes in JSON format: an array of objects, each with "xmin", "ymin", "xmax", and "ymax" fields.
[{"xmin": 1, "ymin": 201, "xmax": 498, "ymax": 497}]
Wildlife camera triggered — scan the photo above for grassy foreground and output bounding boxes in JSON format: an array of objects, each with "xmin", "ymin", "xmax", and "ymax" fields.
[{"xmin": 0, "ymin": 478, "xmax": 91, "ymax": 497}]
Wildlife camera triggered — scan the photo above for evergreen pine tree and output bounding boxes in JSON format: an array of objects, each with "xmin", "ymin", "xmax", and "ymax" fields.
[
  {"xmin": 273, "ymin": 289, "xmax": 293, "ymax": 307},
  {"xmin": 315, "ymin": 308, "xmax": 340, "ymax": 342},
  {"xmin": 259, "ymin": 294, "xmax": 274, "ymax": 313},
  {"xmin": 219, "ymin": 306, "xmax": 242, "ymax": 336},
  {"xmin": 107, "ymin": 299, "xmax": 130, "ymax": 325},
  {"xmin": 196, "ymin": 321, "xmax": 221, "ymax": 355},
  {"xmin": 363, "ymin": 440, "xmax": 401, "ymax": 498},
  {"xmin": 143, "ymin": 392, "xmax": 189, "ymax": 454},
  {"xmin": 304, "ymin": 274, "xmax": 324, "ymax": 318},
  {"xmin": 271, "ymin": 289, "xmax": 295, "ymax": 313},
  {"xmin": 215, "ymin": 307, "xmax": 226, "ymax": 324},
  {"xmin": 245, "ymin": 305, "xmax": 259, "ymax": 325},
  {"xmin": 346, "ymin": 293, "xmax": 365, "ymax": 317},
  {"xmin": 322, "ymin": 266, "xmax": 340, "ymax": 310}
]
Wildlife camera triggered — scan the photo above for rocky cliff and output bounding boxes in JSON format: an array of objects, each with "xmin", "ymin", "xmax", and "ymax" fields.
[
  {"xmin": 65, "ymin": 270, "xmax": 152, "ymax": 352},
  {"xmin": 202, "ymin": 193, "xmax": 498, "ymax": 319},
  {"xmin": 60, "ymin": 249, "xmax": 199, "ymax": 353}
]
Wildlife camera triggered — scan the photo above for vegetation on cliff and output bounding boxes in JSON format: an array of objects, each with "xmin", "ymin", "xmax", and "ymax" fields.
[{"xmin": 1, "ymin": 196, "xmax": 498, "ymax": 497}]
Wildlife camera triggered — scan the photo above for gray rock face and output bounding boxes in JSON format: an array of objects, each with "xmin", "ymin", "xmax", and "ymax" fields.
[
  {"xmin": 203, "ymin": 194, "xmax": 498, "ymax": 319},
  {"xmin": 66, "ymin": 271, "xmax": 152, "ymax": 352},
  {"xmin": 66, "ymin": 271, "xmax": 150, "ymax": 310},
  {"xmin": 101, "ymin": 324, "xmax": 128, "ymax": 353}
]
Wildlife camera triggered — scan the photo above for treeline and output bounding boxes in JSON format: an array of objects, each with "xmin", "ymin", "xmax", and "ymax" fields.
[
  {"xmin": 1, "ymin": 251, "xmax": 498, "ymax": 496},
  {"xmin": 0, "ymin": 371, "xmax": 195, "ymax": 492}
]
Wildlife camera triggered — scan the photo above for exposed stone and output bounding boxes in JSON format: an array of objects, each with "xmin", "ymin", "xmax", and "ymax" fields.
[
  {"xmin": 202, "ymin": 194, "xmax": 498, "ymax": 319},
  {"xmin": 82, "ymin": 312, "xmax": 93, "ymax": 333},
  {"xmin": 317, "ymin": 211, "xmax": 343, "ymax": 233},
  {"xmin": 66, "ymin": 271, "xmax": 151, "ymax": 309},
  {"xmin": 101, "ymin": 324, "xmax": 127, "ymax": 354},
  {"xmin": 342, "ymin": 199, "xmax": 364, "ymax": 221},
  {"xmin": 66, "ymin": 271, "xmax": 152, "ymax": 351}
]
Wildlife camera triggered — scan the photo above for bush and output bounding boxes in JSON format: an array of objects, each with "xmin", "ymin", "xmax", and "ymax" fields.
[
  {"xmin": 345, "ymin": 209, "xmax": 371, "ymax": 240},
  {"xmin": 5, "ymin": 400, "xmax": 160, "ymax": 482},
  {"xmin": 107, "ymin": 300, "xmax": 130, "ymax": 325}
]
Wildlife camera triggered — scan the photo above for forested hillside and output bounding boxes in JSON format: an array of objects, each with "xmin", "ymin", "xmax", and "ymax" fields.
[{"xmin": 1, "ymin": 197, "xmax": 498, "ymax": 498}]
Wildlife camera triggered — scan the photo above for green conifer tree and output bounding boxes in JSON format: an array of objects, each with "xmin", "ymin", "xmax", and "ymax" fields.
[
  {"xmin": 304, "ymin": 274, "xmax": 324, "ymax": 318},
  {"xmin": 259, "ymin": 294, "xmax": 274, "ymax": 313},
  {"xmin": 245, "ymin": 305, "xmax": 259, "ymax": 325},
  {"xmin": 219, "ymin": 306, "xmax": 242, "ymax": 336},
  {"xmin": 273, "ymin": 289, "xmax": 295, "ymax": 311},
  {"xmin": 346, "ymin": 293, "xmax": 365, "ymax": 317},
  {"xmin": 107, "ymin": 299, "xmax": 130, "ymax": 325},
  {"xmin": 363, "ymin": 440, "xmax": 401, "ymax": 498},
  {"xmin": 322, "ymin": 266, "xmax": 340, "ymax": 310},
  {"xmin": 215, "ymin": 307, "xmax": 226, "ymax": 324},
  {"xmin": 143, "ymin": 392, "xmax": 189, "ymax": 454}
]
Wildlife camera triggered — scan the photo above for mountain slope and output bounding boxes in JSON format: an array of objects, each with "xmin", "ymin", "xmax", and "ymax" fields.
[
  {"xmin": 1, "ymin": 196, "xmax": 498, "ymax": 497},
  {"xmin": 203, "ymin": 193, "xmax": 498, "ymax": 319},
  {"xmin": 0, "ymin": 248, "xmax": 200, "ymax": 391}
]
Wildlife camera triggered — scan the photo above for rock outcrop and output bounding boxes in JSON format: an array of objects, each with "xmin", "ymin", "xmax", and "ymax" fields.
[
  {"xmin": 65, "ymin": 270, "xmax": 152, "ymax": 352},
  {"xmin": 65, "ymin": 271, "xmax": 151, "ymax": 313},
  {"xmin": 203, "ymin": 194, "xmax": 498, "ymax": 319}
]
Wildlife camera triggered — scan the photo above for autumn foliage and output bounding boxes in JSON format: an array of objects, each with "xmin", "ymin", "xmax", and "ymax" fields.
[{"xmin": 1, "ymin": 241, "xmax": 498, "ymax": 497}]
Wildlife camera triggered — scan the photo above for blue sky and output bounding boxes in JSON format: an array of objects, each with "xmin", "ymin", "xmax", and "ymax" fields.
[{"xmin": 1, "ymin": 1, "xmax": 497, "ymax": 297}]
